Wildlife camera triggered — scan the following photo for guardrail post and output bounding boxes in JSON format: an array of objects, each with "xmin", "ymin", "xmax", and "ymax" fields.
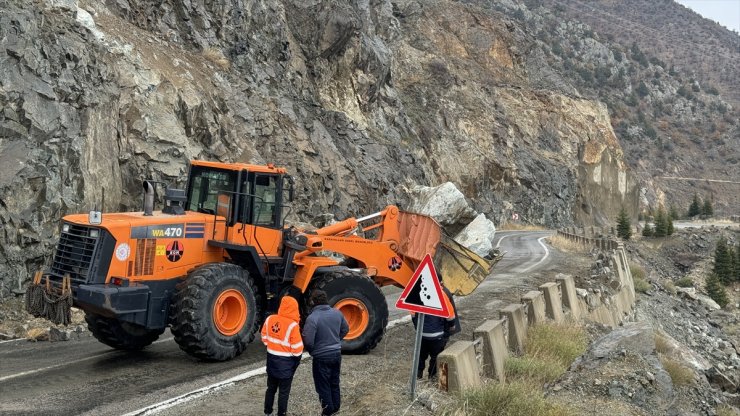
[
  {"xmin": 555, "ymin": 274, "xmax": 581, "ymax": 319},
  {"xmin": 473, "ymin": 320, "xmax": 507, "ymax": 382},
  {"xmin": 539, "ymin": 282, "xmax": 564, "ymax": 323},
  {"xmin": 499, "ymin": 304, "xmax": 527, "ymax": 354},
  {"xmin": 437, "ymin": 341, "xmax": 481, "ymax": 392},
  {"xmin": 521, "ymin": 290, "xmax": 546, "ymax": 324}
]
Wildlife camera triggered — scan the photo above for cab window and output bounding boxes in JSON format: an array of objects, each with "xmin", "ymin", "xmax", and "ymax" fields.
[
  {"xmin": 187, "ymin": 168, "xmax": 237, "ymax": 214},
  {"xmin": 253, "ymin": 175, "xmax": 278, "ymax": 226}
]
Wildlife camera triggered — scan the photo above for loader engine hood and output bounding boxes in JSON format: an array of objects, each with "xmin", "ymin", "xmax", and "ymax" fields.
[{"xmin": 52, "ymin": 211, "xmax": 217, "ymax": 285}]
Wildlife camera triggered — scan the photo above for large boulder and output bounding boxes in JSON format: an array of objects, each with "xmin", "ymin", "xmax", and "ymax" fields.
[
  {"xmin": 454, "ymin": 213, "xmax": 497, "ymax": 257},
  {"xmin": 407, "ymin": 182, "xmax": 477, "ymax": 233}
]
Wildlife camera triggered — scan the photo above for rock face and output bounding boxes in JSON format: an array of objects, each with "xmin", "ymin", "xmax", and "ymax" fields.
[{"xmin": 0, "ymin": 0, "xmax": 639, "ymax": 292}]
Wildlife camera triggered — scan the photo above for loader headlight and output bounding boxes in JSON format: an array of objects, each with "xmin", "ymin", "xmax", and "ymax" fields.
[
  {"xmin": 89, "ymin": 229, "xmax": 100, "ymax": 238},
  {"xmin": 62, "ymin": 224, "xmax": 70, "ymax": 233}
]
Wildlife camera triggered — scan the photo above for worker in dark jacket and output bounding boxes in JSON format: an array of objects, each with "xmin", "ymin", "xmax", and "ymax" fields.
[
  {"xmin": 412, "ymin": 285, "xmax": 460, "ymax": 380},
  {"xmin": 302, "ymin": 289, "xmax": 349, "ymax": 416},
  {"xmin": 262, "ymin": 295, "xmax": 303, "ymax": 416}
]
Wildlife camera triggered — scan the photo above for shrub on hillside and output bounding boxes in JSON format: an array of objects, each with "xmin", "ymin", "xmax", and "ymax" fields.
[{"xmin": 675, "ymin": 277, "xmax": 693, "ymax": 288}]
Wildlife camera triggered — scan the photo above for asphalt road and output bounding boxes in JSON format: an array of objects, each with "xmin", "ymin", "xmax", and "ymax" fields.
[{"xmin": 0, "ymin": 230, "xmax": 553, "ymax": 416}]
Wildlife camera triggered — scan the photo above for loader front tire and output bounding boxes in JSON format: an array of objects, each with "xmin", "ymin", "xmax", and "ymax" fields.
[
  {"xmin": 170, "ymin": 263, "xmax": 260, "ymax": 361},
  {"xmin": 85, "ymin": 312, "xmax": 164, "ymax": 351},
  {"xmin": 311, "ymin": 270, "xmax": 388, "ymax": 354}
]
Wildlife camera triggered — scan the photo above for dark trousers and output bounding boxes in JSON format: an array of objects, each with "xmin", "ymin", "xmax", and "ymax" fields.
[
  {"xmin": 312, "ymin": 354, "xmax": 342, "ymax": 416},
  {"xmin": 264, "ymin": 374, "xmax": 293, "ymax": 416},
  {"xmin": 418, "ymin": 338, "xmax": 448, "ymax": 379}
]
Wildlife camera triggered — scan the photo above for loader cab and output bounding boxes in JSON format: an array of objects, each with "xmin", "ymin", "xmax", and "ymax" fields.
[{"xmin": 185, "ymin": 161, "xmax": 291, "ymax": 230}]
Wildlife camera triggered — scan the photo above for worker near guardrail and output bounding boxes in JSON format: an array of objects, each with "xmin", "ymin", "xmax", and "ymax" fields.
[
  {"xmin": 261, "ymin": 295, "xmax": 304, "ymax": 416},
  {"xmin": 302, "ymin": 289, "xmax": 349, "ymax": 416},
  {"xmin": 412, "ymin": 285, "xmax": 460, "ymax": 381}
]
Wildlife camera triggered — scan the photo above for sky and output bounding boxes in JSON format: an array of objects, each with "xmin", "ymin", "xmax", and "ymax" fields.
[{"xmin": 675, "ymin": 0, "xmax": 740, "ymax": 33}]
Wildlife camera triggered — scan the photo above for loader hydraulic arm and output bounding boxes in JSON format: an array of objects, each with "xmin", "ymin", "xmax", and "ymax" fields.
[{"xmin": 291, "ymin": 206, "xmax": 415, "ymax": 292}]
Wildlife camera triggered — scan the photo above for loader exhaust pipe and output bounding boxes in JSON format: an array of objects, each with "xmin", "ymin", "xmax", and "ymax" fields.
[{"xmin": 143, "ymin": 180, "xmax": 155, "ymax": 216}]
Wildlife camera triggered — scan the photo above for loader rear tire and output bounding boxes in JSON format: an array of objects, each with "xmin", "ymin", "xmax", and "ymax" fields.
[
  {"xmin": 170, "ymin": 263, "xmax": 260, "ymax": 361},
  {"xmin": 85, "ymin": 312, "xmax": 164, "ymax": 351},
  {"xmin": 311, "ymin": 270, "xmax": 388, "ymax": 354}
]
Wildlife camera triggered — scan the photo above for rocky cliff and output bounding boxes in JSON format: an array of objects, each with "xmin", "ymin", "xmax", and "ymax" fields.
[{"xmin": 0, "ymin": 0, "xmax": 640, "ymax": 292}]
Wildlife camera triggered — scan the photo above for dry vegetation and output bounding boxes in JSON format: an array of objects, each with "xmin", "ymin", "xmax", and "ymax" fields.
[
  {"xmin": 498, "ymin": 223, "xmax": 548, "ymax": 231},
  {"xmin": 444, "ymin": 322, "xmax": 587, "ymax": 416},
  {"xmin": 630, "ymin": 263, "xmax": 651, "ymax": 293},
  {"xmin": 655, "ymin": 331, "xmax": 695, "ymax": 387},
  {"xmin": 546, "ymin": 235, "xmax": 589, "ymax": 253},
  {"xmin": 202, "ymin": 47, "xmax": 230, "ymax": 70},
  {"xmin": 660, "ymin": 356, "xmax": 694, "ymax": 386}
]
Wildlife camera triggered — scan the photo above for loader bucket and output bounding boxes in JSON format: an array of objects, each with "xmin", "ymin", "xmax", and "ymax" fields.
[
  {"xmin": 434, "ymin": 234, "xmax": 502, "ymax": 296},
  {"xmin": 397, "ymin": 211, "xmax": 502, "ymax": 296}
]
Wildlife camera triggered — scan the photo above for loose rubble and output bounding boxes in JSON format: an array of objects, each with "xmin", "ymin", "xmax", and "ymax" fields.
[{"xmin": 550, "ymin": 228, "xmax": 740, "ymax": 415}]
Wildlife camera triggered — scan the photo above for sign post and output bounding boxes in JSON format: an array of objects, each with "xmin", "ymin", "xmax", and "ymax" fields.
[
  {"xmin": 409, "ymin": 313, "xmax": 424, "ymax": 398},
  {"xmin": 395, "ymin": 253, "xmax": 452, "ymax": 399}
]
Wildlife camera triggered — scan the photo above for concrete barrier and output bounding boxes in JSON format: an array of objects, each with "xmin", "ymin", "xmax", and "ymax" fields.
[
  {"xmin": 435, "ymin": 228, "xmax": 639, "ymax": 393},
  {"xmin": 555, "ymin": 274, "xmax": 581, "ymax": 319},
  {"xmin": 521, "ymin": 290, "xmax": 546, "ymax": 324},
  {"xmin": 474, "ymin": 319, "xmax": 507, "ymax": 382},
  {"xmin": 539, "ymin": 282, "xmax": 564, "ymax": 322},
  {"xmin": 438, "ymin": 341, "xmax": 481, "ymax": 392},
  {"xmin": 499, "ymin": 304, "xmax": 527, "ymax": 354}
]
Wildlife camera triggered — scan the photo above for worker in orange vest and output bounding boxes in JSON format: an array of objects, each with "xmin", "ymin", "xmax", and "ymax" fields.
[{"xmin": 262, "ymin": 295, "xmax": 304, "ymax": 416}]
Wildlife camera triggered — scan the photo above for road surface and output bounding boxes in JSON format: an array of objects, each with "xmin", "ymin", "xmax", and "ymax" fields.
[{"xmin": 0, "ymin": 230, "xmax": 554, "ymax": 415}]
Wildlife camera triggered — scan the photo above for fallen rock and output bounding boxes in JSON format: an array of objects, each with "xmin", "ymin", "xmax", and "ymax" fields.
[
  {"xmin": 49, "ymin": 326, "xmax": 72, "ymax": 342},
  {"xmin": 408, "ymin": 182, "xmax": 477, "ymax": 233},
  {"xmin": 676, "ymin": 287, "xmax": 698, "ymax": 300},
  {"xmin": 454, "ymin": 213, "xmax": 497, "ymax": 257},
  {"xmin": 696, "ymin": 295, "xmax": 721, "ymax": 311},
  {"xmin": 705, "ymin": 367, "xmax": 738, "ymax": 392}
]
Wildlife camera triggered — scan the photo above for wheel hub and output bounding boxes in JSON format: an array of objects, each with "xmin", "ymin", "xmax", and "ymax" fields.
[
  {"xmin": 335, "ymin": 298, "xmax": 369, "ymax": 340},
  {"xmin": 213, "ymin": 289, "xmax": 247, "ymax": 336}
]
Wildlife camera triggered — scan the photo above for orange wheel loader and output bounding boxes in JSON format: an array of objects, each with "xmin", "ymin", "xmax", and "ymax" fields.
[{"xmin": 27, "ymin": 160, "xmax": 501, "ymax": 361}]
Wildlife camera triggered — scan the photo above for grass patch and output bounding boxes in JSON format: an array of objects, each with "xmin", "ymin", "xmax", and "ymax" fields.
[
  {"xmin": 505, "ymin": 356, "xmax": 564, "ymax": 384},
  {"xmin": 663, "ymin": 280, "xmax": 677, "ymax": 295},
  {"xmin": 546, "ymin": 235, "xmax": 588, "ymax": 253},
  {"xmin": 446, "ymin": 322, "xmax": 586, "ymax": 416},
  {"xmin": 202, "ymin": 47, "xmax": 230, "ymax": 70},
  {"xmin": 675, "ymin": 277, "xmax": 694, "ymax": 288},
  {"xmin": 716, "ymin": 404, "xmax": 740, "ymax": 416},
  {"xmin": 526, "ymin": 322, "xmax": 588, "ymax": 366},
  {"xmin": 634, "ymin": 277, "xmax": 651, "ymax": 293},
  {"xmin": 630, "ymin": 262, "xmax": 646, "ymax": 280},
  {"xmin": 447, "ymin": 381, "xmax": 571, "ymax": 416},
  {"xmin": 506, "ymin": 323, "xmax": 588, "ymax": 383},
  {"xmin": 654, "ymin": 332, "xmax": 673, "ymax": 354},
  {"xmin": 661, "ymin": 356, "xmax": 694, "ymax": 386}
]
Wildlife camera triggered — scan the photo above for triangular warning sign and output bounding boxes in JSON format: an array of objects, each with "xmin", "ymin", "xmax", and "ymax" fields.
[{"xmin": 395, "ymin": 253, "xmax": 452, "ymax": 318}]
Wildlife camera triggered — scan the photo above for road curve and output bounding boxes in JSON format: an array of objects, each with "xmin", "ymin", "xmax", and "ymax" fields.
[{"xmin": 0, "ymin": 230, "xmax": 554, "ymax": 415}]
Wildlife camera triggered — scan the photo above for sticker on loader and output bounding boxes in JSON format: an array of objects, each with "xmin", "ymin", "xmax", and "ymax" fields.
[
  {"xmin": 166, "ymin": 241, "xmax": 184, "ymax": 262},
  {"xmin": 388, "ymin": 256, "xmax": 402, "ymax": 271}
]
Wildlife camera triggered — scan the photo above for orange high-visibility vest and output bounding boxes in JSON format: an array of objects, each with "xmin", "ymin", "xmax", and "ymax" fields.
[{"xmin": 261, "ymin": 296, "xmax": 303, "ymax": 357}]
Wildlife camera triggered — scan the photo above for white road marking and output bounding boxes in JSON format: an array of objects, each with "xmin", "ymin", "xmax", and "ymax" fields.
[
  {"xmin": 520, "ymin": 236, "xmax": 550, "ymax": 273},
  {"xmin": 495, "ymin": 234, "xmax": 512, "ymax": 249},
  {"xmin": 0, "ymin": 338, "xmax": 26, "ymax": 345},
  {"xmin": 0, "ymin": 351, "xmax": 112, "ymax": 382},
  {"xmin": 124, "ymin": 316, "xmax": 413, "ymax": 415},
  {"xmin": 0, "ymin": 337, "xmax": 173, "ymax": 382}
]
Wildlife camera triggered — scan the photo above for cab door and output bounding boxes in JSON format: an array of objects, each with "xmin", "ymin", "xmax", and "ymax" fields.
[{"xmin": 227, "ymin": 173, "xmax": 283, "ymax": 257}]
